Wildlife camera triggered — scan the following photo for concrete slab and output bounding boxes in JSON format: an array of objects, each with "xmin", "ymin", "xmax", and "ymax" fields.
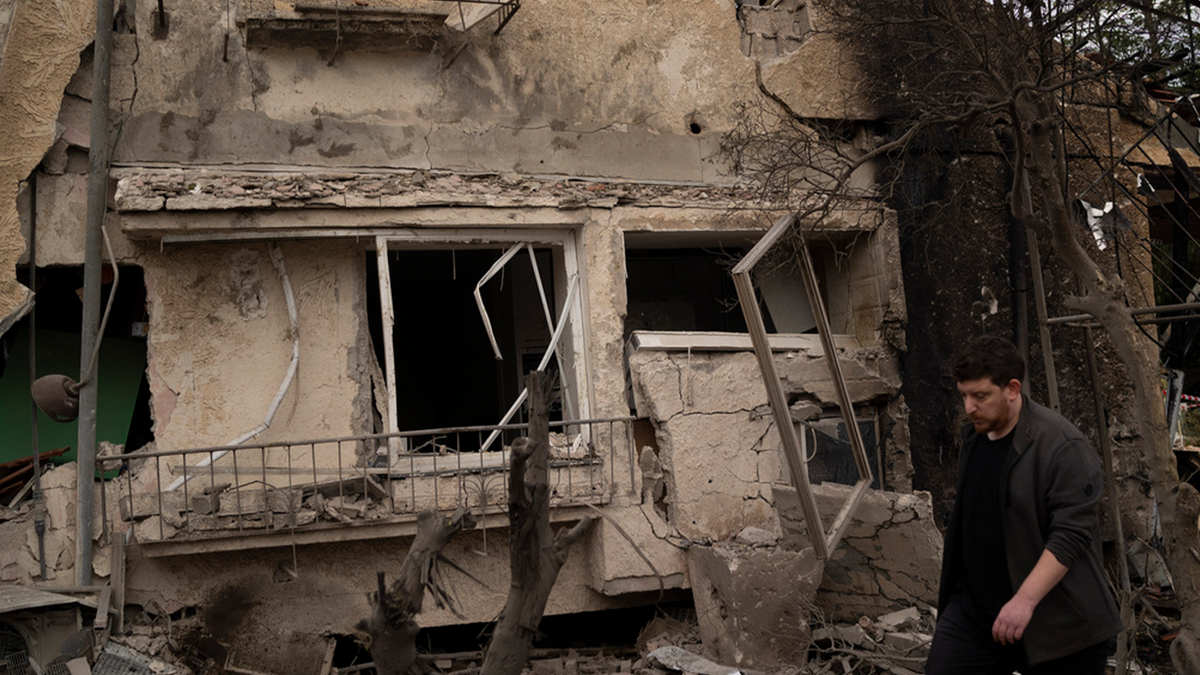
[{"xmin": 686, "ymin": 543, "xmax": 822, "ymax": 669}]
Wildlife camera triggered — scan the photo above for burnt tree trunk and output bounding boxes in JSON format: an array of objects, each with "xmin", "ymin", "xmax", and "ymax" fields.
[
  {"xmin": 364, "ymin": 507, "xmax": 475, "ymax": 675},
  {"xmin": 480, "ymin": 371, "xmax": 594, "ymax": 675}
]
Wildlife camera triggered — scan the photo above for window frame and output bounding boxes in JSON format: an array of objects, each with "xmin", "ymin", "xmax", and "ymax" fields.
[{"xmin": 372, "ymin": 229, "xmax": 591, "ymax": 458}]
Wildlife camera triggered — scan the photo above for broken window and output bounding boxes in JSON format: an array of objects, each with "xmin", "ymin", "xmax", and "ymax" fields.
[
  {"xmin": 623, "ymin": 242, "xmax": 750, "ymax": 339},
  {"xmin": 366, "ymin": 230, "xmax": 588, "ymax": 442},
  {"xmin": 623, "ymin": 232, "xmax": 849, "ymax": 344},
  {"xmin": 730, "ymin": 214, "xmax": 877, "ymax": 560},
  {"xmin": 0, "ymin": 266, "xmax": 152, "ymax": 469},
  {"xmin": 800, "ymin": 410, "xmax": 881, "ymax": 490}
]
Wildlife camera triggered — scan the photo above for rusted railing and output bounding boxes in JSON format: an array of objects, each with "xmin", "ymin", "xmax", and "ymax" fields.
[{"xmin": 104, "ymin": 417, "xmax": 634, "ymax": 543}]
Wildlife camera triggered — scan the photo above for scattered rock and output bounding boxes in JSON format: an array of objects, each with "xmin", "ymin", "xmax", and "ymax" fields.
[{"xmin": 647, "ymin": 646, "xmax": 739, "ymax": 675}]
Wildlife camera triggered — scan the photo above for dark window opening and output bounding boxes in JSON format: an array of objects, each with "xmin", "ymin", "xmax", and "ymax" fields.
[
  {"xmin": 802, "ymin": 413, "xmax": 881, "ymax": 490},
  {"xmin": 624, "ymin": 247, "xmax": 757, "ymax": 341},
  {"xmin": 0, "ymin": 622, "xmax": 28, "ymax": 668},
  {"xmin": 0, "ymin": 266, "xmax": 152, "ymax": 466},
  {"xmin": 366, "ymin": 247, "xmax": 561, "ymax": 432}
]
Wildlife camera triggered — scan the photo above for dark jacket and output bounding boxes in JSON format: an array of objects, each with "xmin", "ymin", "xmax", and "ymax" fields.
[{"xmin": 937, "ymin": 395, "xmax": 1122, "ymax": 664}]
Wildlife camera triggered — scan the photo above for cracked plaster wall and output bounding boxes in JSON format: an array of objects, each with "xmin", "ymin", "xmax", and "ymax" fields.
[
  {"xmin": 142, "ymin": 240, "xmax": 371, "ymax": 464},
  {"xmin": 15, "ymin": 29, "xmax": 141, "ymax": 267},
  {"xmin": 776, "ymin": 483, "xmax": 942, "ymax": 621},
  {"xmin": 0, "ymin": 0, "xmax": 96, "ymax": 332},
  {"xmin": 102, "ymin": 0, "xmax": 863, "ymax": 182}
]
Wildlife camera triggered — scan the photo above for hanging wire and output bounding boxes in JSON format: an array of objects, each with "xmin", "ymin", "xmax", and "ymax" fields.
[
  {"xmin": 1100, "ymin": 241, "xmax": 1175, "ymax": 349},
  {"xmin": 1134, "ymin": 239, "xmax": 1200, "ymax": 295}
]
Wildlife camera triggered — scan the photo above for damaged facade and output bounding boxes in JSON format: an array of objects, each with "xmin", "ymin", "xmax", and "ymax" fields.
[{"xmin": 0, "ymin": 0, "xmax": 1024, "ymax": 673}]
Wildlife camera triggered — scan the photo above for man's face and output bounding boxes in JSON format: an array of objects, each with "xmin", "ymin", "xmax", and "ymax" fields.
[{"xmin": 957, "ymin": 377, "xmax": 1020, "ymax": 436}]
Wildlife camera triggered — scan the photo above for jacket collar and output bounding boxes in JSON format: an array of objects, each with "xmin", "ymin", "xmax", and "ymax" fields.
[{"xmin": 1009, "ymin": 392, "xmax": 1035, "ymax": 455}]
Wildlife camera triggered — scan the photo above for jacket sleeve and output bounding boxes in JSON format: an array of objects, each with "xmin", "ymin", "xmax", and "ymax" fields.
[{"xmin": 1042, "ymin": 438, "xmax": 1104, "ymax": 568}]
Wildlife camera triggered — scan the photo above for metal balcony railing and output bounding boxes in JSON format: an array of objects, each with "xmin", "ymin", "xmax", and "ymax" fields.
[{"xmin": 104, "ymin": 418, "xmax": 634, "ymax": 544}]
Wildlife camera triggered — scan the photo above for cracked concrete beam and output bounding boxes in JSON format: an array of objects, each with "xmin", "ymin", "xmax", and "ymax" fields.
[{"xmin": 0, "ymin": 0, "xmax": 97, "ymax": 334}]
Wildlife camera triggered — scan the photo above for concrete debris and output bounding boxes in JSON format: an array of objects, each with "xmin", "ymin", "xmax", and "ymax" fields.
[
  {"xmin": 637, "ymin": 614, "xmax": 701, "ymax": 657},
  {"xmin": 647, "ymin": 646, "xmax": 740, "ymax": 675},
  {"xmin": 118, "ymin": 475, "xmax": 394, "ymax": 540},
  {"xmin": 687, "ymin": 543, "xmax": 822, "ymax": 668},
  {"xmin": 633, "ymin": 603, "xmax": 935, "ymax": 675},
  {"xmin": 806, "ymin": 608, "xmax": 934, "ymax": 674},
  {"xmin": 734, "ymin": 525, "xmax": 780, "ymax": 547},
  {"xmin": 875, "ymin": 607, "xmax": 920, "ymax": 631},
  {"xmin": 775, "ymin": 484, "xmax": 941, "ymax": 622},
  {"xmin": 92, "ymin": 638, "xmax": 182, "ymax": 675}
]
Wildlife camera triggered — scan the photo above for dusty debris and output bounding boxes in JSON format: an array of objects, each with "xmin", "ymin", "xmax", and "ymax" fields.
[
  {"xmin": 775, "ymin": 484, "xmax": 941, "ymax": 622},
  {"xmin": 627, "ymin": 606, "xmax": 937, "ymax": 675},
  {"xmin": 647, "ymin": 646, "xmax": 740, "ymax": 675},
  {"xmin": 687, "ymin": 543, "xmax": 822, "ymax": 669},
  {"xmin": 734, "ymin": 525, "xmax": 780, "ymax": 547}
]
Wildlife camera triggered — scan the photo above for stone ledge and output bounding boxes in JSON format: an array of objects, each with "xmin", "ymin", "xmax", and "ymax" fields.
[{"xmin": 113, "ymin": 169, "xmax": 771, "ymax": 213}]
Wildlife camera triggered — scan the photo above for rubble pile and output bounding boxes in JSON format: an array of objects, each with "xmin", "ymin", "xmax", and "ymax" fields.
[{"xmin": 630, "ymin": 606, "xmax": 933, "ymax": 675}]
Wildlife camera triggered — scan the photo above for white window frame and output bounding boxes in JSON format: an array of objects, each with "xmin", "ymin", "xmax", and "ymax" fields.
[{"xmin": 373, "ymin": 229, "xmax": 591, "ymax": 458}]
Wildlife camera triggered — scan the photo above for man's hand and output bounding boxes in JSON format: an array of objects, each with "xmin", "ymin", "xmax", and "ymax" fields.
[
  {"xmin": 992, "ymin": 549, "xmax": 1069, "ymax": 645},
  {"xmin": 992, "ymin": 595, "xmax": 1036, "ymax": 644}
]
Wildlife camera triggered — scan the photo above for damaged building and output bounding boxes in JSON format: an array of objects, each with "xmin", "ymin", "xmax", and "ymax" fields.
[
  {"xmin": 0, "ymin": 2, "xmax": 931, "ymax": 671},
  {"xmin": 2, "ymin": 0, "xmax": 1188, "ymax": 673}
]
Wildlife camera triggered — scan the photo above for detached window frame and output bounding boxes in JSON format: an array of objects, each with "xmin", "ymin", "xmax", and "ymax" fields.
[
  {"xmin": 731, "ymin": 214, "xmax": 875, "ymax": 561},
  {"xmin": 372, "ymin": 229, "xmax": 592, "ymax": 458}
]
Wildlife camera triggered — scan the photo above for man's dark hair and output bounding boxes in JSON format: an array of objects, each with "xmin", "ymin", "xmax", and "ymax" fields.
[{"xmin": 950, "ymin": 335, "xmax": 1025, "ymax": 387}]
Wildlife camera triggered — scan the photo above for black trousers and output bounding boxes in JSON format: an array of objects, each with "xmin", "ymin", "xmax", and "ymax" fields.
[{"xmin": 926, "ymin": 596, "xmax": 1110, "ymax": 675}]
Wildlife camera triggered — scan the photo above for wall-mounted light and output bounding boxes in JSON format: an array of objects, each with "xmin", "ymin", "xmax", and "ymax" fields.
[
  {"xmin": 30, "ymin": 226, "xmax": 120, "ymax": 425},
  {"xmin": 31, "ymin": 374, "xmax": 83, "ymax": 423}
]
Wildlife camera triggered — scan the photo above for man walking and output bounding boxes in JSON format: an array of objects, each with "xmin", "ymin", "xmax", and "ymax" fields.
[{"xmin": 926, "ymin": 335, "xmax": 1121, "ymax": 674}]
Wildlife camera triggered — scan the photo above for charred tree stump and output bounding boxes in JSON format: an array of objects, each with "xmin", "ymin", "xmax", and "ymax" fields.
[
  {"xmin": 481, "ymin": 371, "xmax": 594, "ymax": 675},
  {"xmin": 363, "ymin": 507, "xmax": 475, "ymax": 675}
]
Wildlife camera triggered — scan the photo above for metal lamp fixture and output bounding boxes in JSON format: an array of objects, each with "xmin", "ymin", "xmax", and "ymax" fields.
[
  {"xmin": 31, "ymin": 374, "xmax": 83, "ymax": 423},
  {"xmin": 30, "ymin": 227, "xmax": 120, "ymax": 425}
]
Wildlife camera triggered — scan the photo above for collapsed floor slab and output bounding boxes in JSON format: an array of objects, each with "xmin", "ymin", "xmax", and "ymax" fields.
[
  {"xmin": 686, "ymin": 543, "xmax": 823, "ymax": 669},
  {"xmin": 776, "ymin": 483, "xmax": 942, "ymax": 622}
]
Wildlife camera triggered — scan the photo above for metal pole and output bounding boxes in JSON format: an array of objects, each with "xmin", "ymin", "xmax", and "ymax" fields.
[
  {"xmin": 1047, "ymin": 301, "xmax": 1200, "ymax": 325},
  {"xmin": 1026, "ymin": 228, "xmax": 1060, "ymax": 411},
  {"xmin": 28, "ymin": 173, "xmax": 47, "ymax": 582},
  {"xmin": 77, "ymin": 0, "xmax": 114, "ymax": 586}
]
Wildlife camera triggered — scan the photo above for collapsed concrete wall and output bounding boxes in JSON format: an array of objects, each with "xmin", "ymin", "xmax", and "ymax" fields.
[
  {"xmin": 777, "ymin": 484, "xmax": 941, "ymax": 621},
  {"xmin": 0, "ymin": 0, "xmax": 96, "ymax": 332},
  {"xmin": 627, "ymin": 341, "xmax": 907, "ymax": 542}
]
